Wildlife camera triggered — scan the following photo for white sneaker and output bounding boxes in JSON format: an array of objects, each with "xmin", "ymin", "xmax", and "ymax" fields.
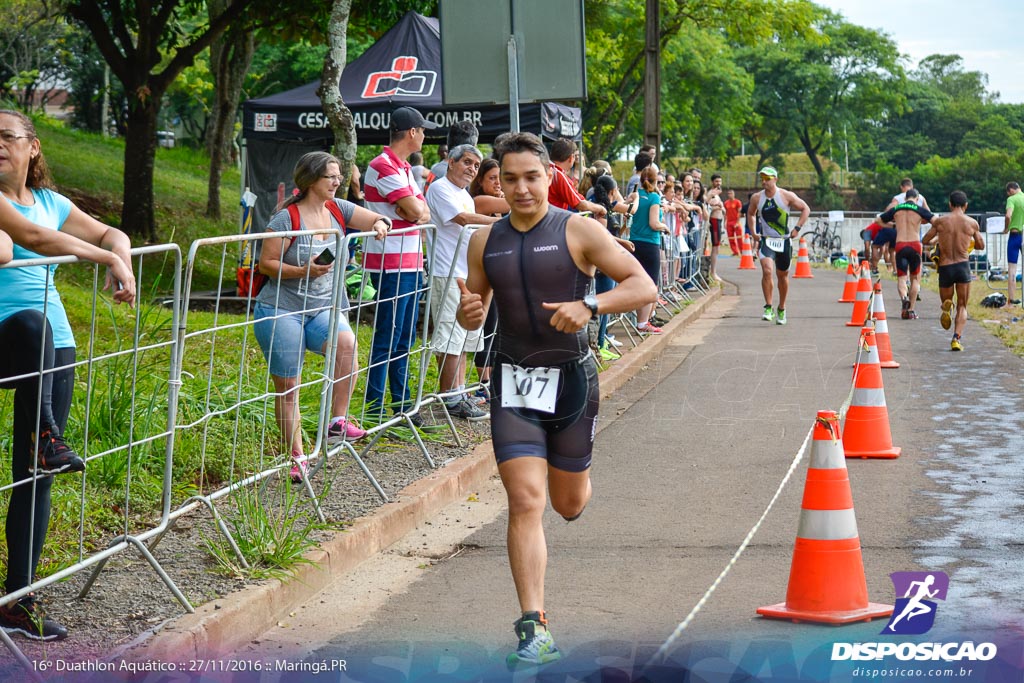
[{"xmin": 606, "ymin": 335, "xmax": 623, "ymax": 348}]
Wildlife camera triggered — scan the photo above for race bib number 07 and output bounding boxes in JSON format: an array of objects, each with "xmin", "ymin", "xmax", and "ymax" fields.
[
  {"xmin": 500, "ymin": 364, "xmax": 561, "ymax": 414},
  {"xmin": 765, "ymin": 236, "xmax": 787, "ymax": 252}
]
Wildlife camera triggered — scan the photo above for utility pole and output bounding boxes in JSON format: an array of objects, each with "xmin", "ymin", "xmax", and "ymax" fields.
[{"xmin": 644, "ymin": 0, "xmax": 660, "ymax": 156}]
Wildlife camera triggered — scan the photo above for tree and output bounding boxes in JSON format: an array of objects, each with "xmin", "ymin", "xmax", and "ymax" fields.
[
  {"xmin": 318, "ymin": 0, "xmax": 356, "ymax": 192},
  {"xmin": 317, "ymin": 2, "xmax": 435, "ymax": 191},
  {"xmin": 61, "ymin": 26, "xmax": 125, "ymax": 133},
  {"xmin": 741, "ymin": 14, "xmax": 905, "ymax": 196},
  {"xmin": 913, "ymin": 54, "xmax": 993, "ymax": 103},
  {"xmin": 615, "ymin": 21, "xmax": 756, "ymax": 165},
  {"xmin": 960, "ymin": 113, "xmax": 1024, "ymax": 156},
  {"xmin": 857, "ymin": 54, "xmax": 998, "ymax": 170},
  {"xmin": 67, "ymin": 0, "xmax": 266, "ymax": 240},
  {"xmin": 0, "ymin": 0, "xmax": 71, "ymax": 111},
  {"xmin": 244, "ymin": 41, "xmax": 329, "ymax": 100},
  {"xmin": 582, "ymin": 0, "xmax": 817, "ymax": 161},
  {"xmin": 205, "ymin": 0, "xmax": 255, "ymax": 218}
]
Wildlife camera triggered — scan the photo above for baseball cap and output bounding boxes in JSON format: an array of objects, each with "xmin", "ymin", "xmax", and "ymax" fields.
[
  {"xmin": 389, "ymin": 106, "xmax": 439, "ymax": 132},
  {"xmin": 758, "ymin": 166, "xmax": 778, "ymax": 178}
]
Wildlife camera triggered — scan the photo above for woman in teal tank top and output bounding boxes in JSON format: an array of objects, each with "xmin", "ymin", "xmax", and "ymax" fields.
[
  {"xmin": 628, "ymin": 167, "xmax": 669, "ymax": 333},
  {"xmin": 0, "ymin": 109, "xmax": 135, "ymax": 641}
]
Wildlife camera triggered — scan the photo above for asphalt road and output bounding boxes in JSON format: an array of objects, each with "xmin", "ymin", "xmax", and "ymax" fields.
[{"xmin": 242, "ymin": 259, "xmax": 1024, "ymax": 682}]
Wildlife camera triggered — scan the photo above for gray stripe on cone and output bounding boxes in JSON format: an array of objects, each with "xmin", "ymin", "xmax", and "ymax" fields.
[{"xmin": 798, "ymin": 508, "xmax": 859, "ymax": 540}]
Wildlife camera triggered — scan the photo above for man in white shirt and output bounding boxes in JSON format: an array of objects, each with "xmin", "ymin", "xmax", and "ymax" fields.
[
  {"xmin": 425, "ymin": 144, "xmax": 500, "ymax": 420},
  {"xmin": 886, "ymin": 177, "xmax": 929, "ymax": 211}
]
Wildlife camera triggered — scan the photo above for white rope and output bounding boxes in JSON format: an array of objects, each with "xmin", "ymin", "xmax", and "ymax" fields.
[
  {"xmin": 655, "ymin": 295, "xmax": 875, "ymax": 661},
  {"xmin": 840, "ymin": 331, "xmax": 868, "ymax": 420},
  {"xmin": 653, "ymin": 420, "xmax": 815, "ymax": 661}
]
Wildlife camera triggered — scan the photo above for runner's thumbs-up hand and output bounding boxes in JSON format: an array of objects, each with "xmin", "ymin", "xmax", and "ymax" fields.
[
  {"xmin": 457, "ymin": 279, "xmax": 485, "ymax": 329},
  {"xmin": 541, "ymin": 300, "xmax": 589, "ymax": 333}
]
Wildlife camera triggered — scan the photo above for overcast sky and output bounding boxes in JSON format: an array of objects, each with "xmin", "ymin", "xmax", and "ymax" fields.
[{"xmin": 814, "ymin": 0, "xmax": 1023, "ymax": 103}]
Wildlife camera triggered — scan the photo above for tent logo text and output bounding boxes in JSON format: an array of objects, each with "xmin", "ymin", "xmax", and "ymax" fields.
[
  {"xmin": 362, "ymin": 56, "xmax": 437, "ymax": 99},
  {"xmin": 254, "ymin": 113, "xmax": 277, "ymax": 132}
]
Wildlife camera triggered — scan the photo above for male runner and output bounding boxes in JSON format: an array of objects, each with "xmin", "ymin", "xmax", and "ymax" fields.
[
  {"xmin": 1004, "ymin": 181, "xmax": 1024, "ymax": 306},
  {"xmin": 921, "ymin": 191, "xmax": 985, "ymax": 351},
  {"xmin": 876, "ymin": 188, "xmax": 933, "ymax": 319},
  {"xmin": 746, "ymin": 166, "xmax": 810, "ymax": 325},
  {"xmin": 457, "ymin": 132, "xmax": 656, "ymax": 667},
  {"xmin": 886, "ymin": 177, "xmax": 930, "ymax": 211}
]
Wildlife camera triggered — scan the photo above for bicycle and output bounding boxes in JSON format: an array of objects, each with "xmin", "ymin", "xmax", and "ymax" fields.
[{"xmin": 802, "ymin": 217, "xmax": 842, "ymax": 263}]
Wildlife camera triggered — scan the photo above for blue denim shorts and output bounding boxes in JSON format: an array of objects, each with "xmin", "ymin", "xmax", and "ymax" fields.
[{"xmin": 253, "ymin": 303, "xmax": 352, "ymax": 378}]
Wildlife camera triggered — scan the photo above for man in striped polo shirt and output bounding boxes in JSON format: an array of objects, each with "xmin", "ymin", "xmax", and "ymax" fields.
[{"xmin": 363, "ymin": 106, "xmax": 436, "ymax": 421}]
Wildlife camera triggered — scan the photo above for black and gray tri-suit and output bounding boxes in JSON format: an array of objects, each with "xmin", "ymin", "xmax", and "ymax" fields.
[
  {"xmin": 756, "ymin": 191, "xmax": 794, "ymax": 270},
  {"xmin": 482, "ymin": 207, "xmax": 600, "ymax": 472}
]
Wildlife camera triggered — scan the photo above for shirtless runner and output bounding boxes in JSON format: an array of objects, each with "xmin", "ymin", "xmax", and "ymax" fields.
[
  {"xmin": 876, "ymin": 188, "xmax": 933, "ymax": 319},
  {"xmin": 921, "ymin": 191, "xmax": 985, "ymax": 351}
]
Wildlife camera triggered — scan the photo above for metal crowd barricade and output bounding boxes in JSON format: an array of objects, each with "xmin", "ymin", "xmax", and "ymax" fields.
[
  {"xmin": 417, "ymin": 223, "xmax": 492, "ymax": 436},
  {"xmin": 0, "ymin": 245, "xmax": 183, "ymax": 677},
  {"xmin": 0, "ymin": 222, "xmax": 467, "ymax": 675},
  {"xmin": 658, "ymin": 236, "xmax": 684, "ymax": 314},
  {"xmin": 979, "ymin": 214, "xmax": 1007, "ymax": 276},
  {"xmin": 677, "ymin": 224, "xmax": 709, "ymax": 297},
  {"xmin": 338, "ymin": 225, "xmax": 443, "ymax": 502},
  {"xmin": 138, "ymin": 227, "xmax": 350, "ymax": 573},
  {"xmin": 805, "ymin": 211, "xmax": 877, "ymax": 256}
]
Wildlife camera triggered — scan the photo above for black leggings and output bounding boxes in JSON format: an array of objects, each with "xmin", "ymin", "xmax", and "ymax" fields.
[{"xmin": 0, "ymin": 310, "xmax": 76, "ymax": 593}]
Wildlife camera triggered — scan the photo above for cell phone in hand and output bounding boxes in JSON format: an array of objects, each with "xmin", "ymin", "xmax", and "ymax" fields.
[{"xmin": 314, "ymin": 247, "xmax": 335, "ymax": 265}]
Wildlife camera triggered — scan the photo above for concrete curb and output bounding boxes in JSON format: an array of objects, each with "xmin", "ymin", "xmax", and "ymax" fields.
[{"xmin": 135, "ymin": 287, "xmax": 721, "ymax": 661}]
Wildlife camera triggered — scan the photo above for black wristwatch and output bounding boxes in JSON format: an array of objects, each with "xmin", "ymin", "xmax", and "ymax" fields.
[{"xmin": 583, "ymin": 293, "xmax": 599, "ymax": 319}]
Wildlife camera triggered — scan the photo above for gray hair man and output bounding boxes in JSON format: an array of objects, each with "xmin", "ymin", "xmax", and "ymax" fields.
[{"xmin": 425, "ymin": 144, "xmax": 500, "ymax": 420}]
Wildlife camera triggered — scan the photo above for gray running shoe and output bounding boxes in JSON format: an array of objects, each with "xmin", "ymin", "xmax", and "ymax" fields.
[
  {"xmin": 507, "ymin": 612, "xmax": 562, "ymax": 668},
  {"xmin": 447, "ymin": 398, "xmax": 489, "ymax": 421}
]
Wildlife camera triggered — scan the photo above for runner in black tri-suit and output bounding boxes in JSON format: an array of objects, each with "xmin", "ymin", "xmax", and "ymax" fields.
[
  {"xmin": 457, "ymin": 132, "xmax": 657, "ymax": 668},
  {"xmin": 746, "ymin": 166, "xmax": 810, "ymax": 326}
]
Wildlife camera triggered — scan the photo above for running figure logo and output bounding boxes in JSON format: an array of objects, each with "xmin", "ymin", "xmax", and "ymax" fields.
[{"xmin": 882, "ymin": 571, "xmax": 949, "ymax": 635}]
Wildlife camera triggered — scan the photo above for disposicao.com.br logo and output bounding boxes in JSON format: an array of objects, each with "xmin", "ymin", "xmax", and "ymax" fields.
[{"xmin": 831, "ymin": 571, "xmax": 998, "ymax": 663}]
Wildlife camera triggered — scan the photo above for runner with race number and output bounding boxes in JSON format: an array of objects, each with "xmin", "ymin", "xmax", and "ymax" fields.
[
  {"xmin": 746, "ymin": 166, "xmax": 811, "ymax": 325},
  {"xmin": 456, "ymin": 133, "xmax": 657, "ymax": 669}
]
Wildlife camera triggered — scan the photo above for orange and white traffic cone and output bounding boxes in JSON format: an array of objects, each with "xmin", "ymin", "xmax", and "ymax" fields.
[
  {"xmin": 793, "ymin": 237, "xmax": 813, "ymax": 278},
  {"xmin": 838, "ymin": 250, "xmax": 860, "ymax": 303},
  {"xmin": 739, "ymin": 233, "xmax": 756, "ymax": 270},
  {"xmin": 845, "ymin": 266, "xmax": 873, "ymax": 327},
  {"xmin": 843, "ymin": 328, "xmax": 901, "ymax": 459},
  {"xmin": 757, "ymin": 410, "xmax": 893, "ymax": 624},
  {"xmin": 871, "ymin": 282, "xmax": 899, "ymax": 369}
]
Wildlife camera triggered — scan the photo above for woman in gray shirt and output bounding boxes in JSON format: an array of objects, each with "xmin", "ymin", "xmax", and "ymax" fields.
[{"xmin": 255, "ymin": 152, "xmax": 389, "ymax": 481}]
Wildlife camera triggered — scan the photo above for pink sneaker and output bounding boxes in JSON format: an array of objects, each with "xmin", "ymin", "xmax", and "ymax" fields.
[
  {"xmin": 289, "ymin": 452, "xmax": 308, "ymax": 484},
  {"xmin": 637, "ymin": 322, "xmax": 663, "ymax": 334},
  {"xmin": 328, "ymin": 418, "xmax": 367, "ymax": 441}
]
